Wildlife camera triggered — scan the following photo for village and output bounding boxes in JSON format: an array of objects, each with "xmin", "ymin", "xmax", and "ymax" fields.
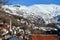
[
  {"xmin": 0, "ymin": 0, "xmax": 60, "ymax": 40},
  {"xmin": 0, "ymin": 4, "xmax": 59, "ymax": 40}
]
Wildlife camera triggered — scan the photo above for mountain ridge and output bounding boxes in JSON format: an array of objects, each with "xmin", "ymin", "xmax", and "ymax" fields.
[{"xmin": 1, "ymin": 4, "xmax": 60, "ymax": 24}]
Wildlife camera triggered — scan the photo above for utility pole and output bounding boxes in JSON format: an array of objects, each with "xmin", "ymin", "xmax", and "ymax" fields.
[{"xmin": 10, "ymin": 19, "xmax": 12, "ymax": 31}]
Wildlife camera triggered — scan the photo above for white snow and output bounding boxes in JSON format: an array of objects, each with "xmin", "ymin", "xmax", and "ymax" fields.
[{"xmin": 1, "ymin": 4, "xmax": 60, "ymax": 24}]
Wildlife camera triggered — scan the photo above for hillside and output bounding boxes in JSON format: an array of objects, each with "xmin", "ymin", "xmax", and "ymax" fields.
[
  {"xmin": 0, "ymin": 4, "xmax": 60, "ymax": 33},
  {"xmin": 1, "ymin": 4, "xmax": 60, "ymax": 24}
]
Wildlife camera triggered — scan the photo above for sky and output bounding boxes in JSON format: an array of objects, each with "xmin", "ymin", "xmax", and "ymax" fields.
[{"xmin": 7, "ymin": 0, "xmax": 60, "ymax": 6}]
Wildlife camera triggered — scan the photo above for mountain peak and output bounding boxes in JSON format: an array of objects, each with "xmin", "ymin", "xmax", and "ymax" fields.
[{"xmin": 1, "ymin": 4, "xmax": 60, "ymax": 24}]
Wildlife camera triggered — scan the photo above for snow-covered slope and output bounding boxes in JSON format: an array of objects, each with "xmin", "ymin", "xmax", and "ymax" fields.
[{"xmin": 1, "ymin": 4, "xmax": 60, "ymax": 24}]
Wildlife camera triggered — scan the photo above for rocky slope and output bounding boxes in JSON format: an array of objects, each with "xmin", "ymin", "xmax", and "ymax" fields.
[{"xmin": 1, "ymin": 4, "xmax": 60, "ymax": 24}]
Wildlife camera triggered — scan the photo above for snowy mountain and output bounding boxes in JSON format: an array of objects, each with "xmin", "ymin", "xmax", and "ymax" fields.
[
  {"xmin": 55, "ymin": 15, "xmax": 60, "ymax": 22},
  {"xmin": 1, "ymin": 4, "xmax": 60, "ymax": 24}
]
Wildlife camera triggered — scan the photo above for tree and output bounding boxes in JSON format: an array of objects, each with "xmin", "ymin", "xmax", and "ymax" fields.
[{"xmin": 0, "ymin": 0, "xmax": 9, "ymax": 5}]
